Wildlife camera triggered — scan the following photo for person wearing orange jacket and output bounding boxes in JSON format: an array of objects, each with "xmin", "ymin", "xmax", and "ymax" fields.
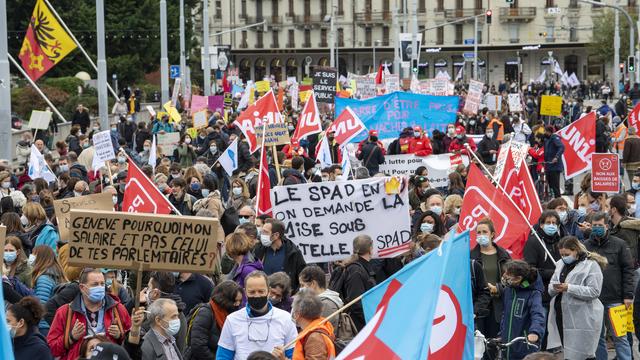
[
  {"xmin": 448, "ymin": 126, "xmax": 477, "ymax": 155},
  {"xmin": 408, "ymin": 126, "xmax": 433, "ymax": 156}
]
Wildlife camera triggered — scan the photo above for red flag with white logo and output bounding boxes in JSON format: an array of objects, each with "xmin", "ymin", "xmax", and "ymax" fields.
[
  {"xmin": 458, "ymin": 164, "xmax": 529, "ymax": 258},
  {"xmin": 291, "ymin": 91, "xmax": 323, "ymax": 143},
  {"xmin": 499, "ymin": 150, "xmax": 542, "ymax": 225},
  {"xmin": 556, "ymin": 111, "xmax": 596, "ymax": 179},
  {"xmin": 233, "ymin": 90, "xmax": 282, "ymax": 153},
  {"xmin": 256, "ymin": 147, "xmax": 273, "ymax": 216},
  {"xmin": 629, "ymin": 102, "xmax": 640, "ymax": 131},
  {"xmin": 122, "ymin": 160, "xmax": 173, "ymax": 214},
  {"xmin": 326, "ymin": 107, "xmax": 367, "ymax": 146}
]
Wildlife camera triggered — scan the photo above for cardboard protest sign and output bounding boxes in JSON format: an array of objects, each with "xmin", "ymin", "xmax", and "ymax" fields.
[
  {"xmin": 463, "ymin": 80, "xmax": 483, "ymax": 114},
  {"xmin": 540, "ymin": 95, "xmax": 562, "ymax": 116},
  {"xmin": 157, "ymin": 132, "xmax": 181, "ymax": 154},
  {"xmin": 92, "ymin": 130, "xmax": 116, "ymax": 164},
  {"xmin": 54, "ymin": 193, "xmax": 113, "ymax": 241},
  {"xmin": 163, "ymin": 101, "xmax": 182, "ymax": 123},
  {"xmin": 591, "ymin": 153, "xmax": 620, "ymax": 193},
  {"xmin": 193, "ymin": 110, "xmax": 208, "ymax": 129},
  {"xmin": 313, "ymin": 67, "xmax": 337, "ymax": 104},
  {"xmin": 255, "ymin": 122, "xmax": 291, "ymax": 146},
  {"xmin": 508, "ymin": 93, "xmax": 523, "ymax": 112},
  {"xmin": 486, "ymin": 95, "xmax": 502, "ymax": 111},
  {"xmin": 379, "ymin": 154, "xmax": 469, "ymax": 188},
  {"xmin": 355, "ymin": 76, "xmax": 376, "ymax": 99},
  {"xmin": 28, "ymin": 110, "xmax": 52, "ymax": 130},
  {"xmin": 431, "ymin": 79, "xmax": 449, "ymax": 96},
  {"xmin": 384, "ymin": 74, "xmax": 400, "ymax": 93},
  {"xmin": 191, "ymin": 95, "xmax": 208, "ymax": 113},
  {"xmin": 146, "ymin": 105, "xmax": 156, "ymax": 117},
  {"xmin": 68, "ymin": 210, "xmax": 221, "ymax": 273},
  {"xmin": 271, "ymin": 177, "xmax": 411, "ymax": 263},
  {"xmin": 255, "ymin": 80, "xmax": 271, "ymax": 93}
]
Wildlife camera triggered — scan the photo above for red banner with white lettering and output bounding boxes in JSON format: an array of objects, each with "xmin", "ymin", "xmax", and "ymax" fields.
[
  {"xmin": 122, "ymin": 160, "xmax": 173, "ymax": 214},
  {"xmin": 233, "ymin": 90, "xmax": 283, "ymax": 153},
  {"xmin": 556, "ymin": 111, "xmax": 596, "ymax": 180},
  {"xmin": 291, "ymin": 91, "xmax": 323, "ymax": 143},
  {"xmin": 499, "ymin": 150, "xmax": 542, "ymax": 225},
  {"xmin": 326, "ymin": 106, "xmax": 367, "ymax": 146},
  {"xmin": 629, "ymin": 102, "xmax": 640, "ymax": 131},
  {"xmin": 458, "ymin": 164, "xmax": 530, "ymax": 258},
  {"xmin": 591, "ymin": 153, "xmax": 620, "ymax": 193},
  {"xmin": 256, "ymin": 147, "xmax": 273, "ymax": 216}
]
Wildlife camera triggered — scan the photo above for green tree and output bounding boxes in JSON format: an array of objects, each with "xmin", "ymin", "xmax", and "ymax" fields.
[{"xmin": 589, "ymin": 9, "xmax": 637, "ymax": 62}]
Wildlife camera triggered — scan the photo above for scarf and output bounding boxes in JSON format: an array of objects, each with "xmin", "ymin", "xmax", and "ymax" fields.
[{"xmin": 211, "ymin": 300, "xmax": 229, "ymax": 330}]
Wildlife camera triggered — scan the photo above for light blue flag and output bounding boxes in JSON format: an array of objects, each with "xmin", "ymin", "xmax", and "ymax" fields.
[{"xmin": 0, "ymin": 281, "xmax": 16, "ymax": 360}]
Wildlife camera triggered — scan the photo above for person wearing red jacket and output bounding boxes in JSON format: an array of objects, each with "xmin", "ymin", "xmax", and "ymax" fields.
[
  {"xmin": 528, "ymin": 139, "xmax": 545, "ymax": 183},
  {"xmin": 47, "ymin": 269, "xmax": 132, "ymax": 360},
  {"xmin": 448, "ymin": 125, "xmax": 477, "ymax": 156},
  {"xmin": 282, "ymin": 139, "xmax": 308, "ymax": 159},
  {"xmin": 408, "ymin": 126, "xmax": 433, "ymax": 156}
]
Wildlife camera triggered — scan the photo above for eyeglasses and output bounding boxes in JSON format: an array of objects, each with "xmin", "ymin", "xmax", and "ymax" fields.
[
  {"xmin": 247, "ymin": 319, "xmax": 271, "ymax": 342},
  {"xmin": 238, "ymin": 215, "xmax": 252, "ymax": 219}
]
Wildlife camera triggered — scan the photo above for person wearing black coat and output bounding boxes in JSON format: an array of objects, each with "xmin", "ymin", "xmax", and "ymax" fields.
[
  {"xmin": 282, "ymin": 156, "xmax": 307, "ymax": 186},
  {"xmin": 595, "ymin": 116, "xmax": 611, "ymax": 153},
  {"xmin": 7, "ymin": 297, "xmax": 54, "ymax": 360},
  {"xmin": 338, "ymin": 235, "xmax": 377, "ymax": 331},
  {"xmin": 117, "ymin": 116, "xmax": 136, "ymax": 148},
  {"xmin": 134, "ymin": 123, "xmax": 152, "ymax": 153},
  {"xmin": 236, "ymin": 137, "xmax": 254, "ymax": 174},
  {"xmin": 543, "ymin": 126, "xmax": 565, "ymax": 199},
  {"xmin": 523, "ymin": 210, "xmax": 562, "ymax": 308},
  {"xmin": 71, "ymin": 105, "xmax": 90, "ymax": 134},
  {"xmin": 476, "ymin": 129, "xmax": 500, "ymax": 165},
  {"xmin": 356, "ymin": 131, "xmax": 385, "ymax": 176}
]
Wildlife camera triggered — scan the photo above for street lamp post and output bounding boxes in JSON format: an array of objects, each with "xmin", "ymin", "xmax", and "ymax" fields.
[{"xmin": 373, "ymin": 40, "xmax": 382, "ymax": 73}]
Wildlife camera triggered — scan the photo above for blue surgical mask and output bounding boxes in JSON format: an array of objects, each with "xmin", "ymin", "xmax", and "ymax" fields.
[
  {"xmin": 430, "ymin": 206, "xmax": 442, "ymax": 216},
  {"xmin": 190, "ymin": 183, "xmax": 201, "ymax": 191},
  {"xmin": 3, "ymin": 251, "xmax": 17, "ymax": 264},
  {"xmin": 562, "ymin": 255, "xmax": 576, "ymax": 265},
  {"xmin": 543, "ymin": 224, "xmax": 558, "ymax": 236},
  {"xmin": 106, "ymin": 279, "xmax": 113, "ymax": 288},
  {"xmin": 633, "ymin": 182, "xmax": 640, "ymax": 190},
  {"xmin": 201, "ymin": 189, "xmax": 210, "ymax": 197},
  {"xmin": 557, "ymin": 211, "xmax": 567, "ymax": 224},
  {"xmin": 238, "ymin": 217, "xmax": 249, "ymax": 225},
  {"xmin": 591, "ymin": 226, "xmax": 606, "ymax": 238},
  {"xmin": 420, "ymin": 223, "xmax": 434, "ymax": 234},
  {"xmin": 87, "ymin": 285, "xmax": 106, "ymax": 303},
  {"xmin": 576, "ymin": 206, "xmax": 587, "ymax": 217},
  {"xmin": 172, "ymin": 272, "xmax": 180, "ymax": 278},
  {"xmin": 8, "ymin": 324, "xmax": 17, "ymax": 338},
  {"xmin": 164, "ymin": 318, "xmax": 181, "ymax": 336},
  {"xmin": 476, "ymin": 235, "xmax": 491, "ymax": 247},
  {"xmin": 232, "ymin": 187, "xmax": 242, "ymax": 196},
  {"xmin": 589, "ymin": 202, "xmax": 600, "ymax": 212}
]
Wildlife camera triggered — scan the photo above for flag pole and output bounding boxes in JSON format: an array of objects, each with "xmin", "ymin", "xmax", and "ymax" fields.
[
  {"xmin": 8, "ymin": 54, "xmax": 68, "ymax": 123},
  {"xmin": 42, "ymin": 0, "xmax": 118, "ymax": 100},
  {"xmin": 254, "ymin": 122, "xmax": 268, "ymax": 216},
  {"xmin": 464, "ymin": 144, "xmax": 556, "ymax": 263}
]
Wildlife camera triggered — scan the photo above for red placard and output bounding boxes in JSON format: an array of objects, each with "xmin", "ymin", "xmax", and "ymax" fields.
[{"xmin": 591, "ymin": 153, "xmax": 620, "ymax": 193}]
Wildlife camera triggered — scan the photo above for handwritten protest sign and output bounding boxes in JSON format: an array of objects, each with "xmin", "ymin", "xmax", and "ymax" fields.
[
  {"xmin": 271, "ymin": 177, "xmax": 411, "ymax": 263},
  {"xmin": 486, "ymin": 95, "xmax": 502, "ymax": 111},
  {"xmin": 68, "ymin": 210, "xmax": 221, "ymax": 273},
  {"xmin": 355, "ymin": 76, "xmax": 376, "ymax": 99},
  {"xmin": 508, "ymin": 93, "xmax": 523, "ymax": 112},
  {"xmin": 431, "ymin": 79, "xmax": 449, "ymax": 96},
  {"xmin": 193, "ymin": 110, "xmax": 208, "ymax": 129},
  {"xmin": 54, "ymin": 193, "xmax": 113, "ymax": 241},
  {"xmin": 463, "ymin": 80, "xmax": 483, "ymax": 114},
  {"xmin": 313, "ymin": 67, "xmax": 337, "ymax": 104},
  {"xmin": 157, "ymin": 132, "xmax": 181, "ymax": 154},
  {"xmin": 379, "ymin": 154, "xmax": 469, "ymax": 188},
  {"xmin": 92, "ymin": 130, "xmax": 116, "ymax": 164},
  {"xmin": 384, "ymin": 74, "xmax": 400, "ymax": 93},
  {"xmin": 609, "ymin": 304, "xmax": 634, "ymax": 336},
  {"xmin": 28, "ymin": 110, "xmax": 52, "ymax": 130},
  {"xmin": 255, "ymin": 122, "xmax": 291, "ymax": 146},
  {"xmin": 540, "ymin": 95, "xmax": 562, "ymax": 116}
]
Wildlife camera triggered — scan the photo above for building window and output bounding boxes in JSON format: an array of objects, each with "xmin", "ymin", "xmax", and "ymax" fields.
[
  {"xmin": 456, "ymin": 0, "xmax": 463, "ymax": 10},
  {"xmin": 241, "ymin": 0, "xmax": 247, "ymax": 17},
  {"xmin": 272, "ymin": 0, "xmax": 278, "ymax": 17},
  {"xmin": 320, "ymin": 0, "xmax": 327, "ymax": 16},
  {"xmin": 304, "ymin": 0, "xmax": 310, "ymax": 16},
  {"xmin": 215, "ymin": 1, "xmax": 222, "ymax": 18},
  {"xmin": 569, "ymin": 0, "xmax": 578, "ymax": 7},
  {"xmin": 569, "ymin": 26, "xmax": 578, "ymax": 42},
  {"xmin": 241, "ymin": 30, "xmax": 248, "ymax": 48},
  {"xmin": 455, "ymin": 24, "xmax": 463, "ymax": 44},
  {"xmin": 418, "ymin": 0, "xmax": 426, "ymax": 12},
  {"xmin": 509, "ymin": 23, "xmax": 520, "ymax": 43},
  {"xmin": 546, "ymin": 0, "xmax": 555, "ymax": 7},
  {"xmin": 338, "ymin": 28, "xmax": 344, "ymax": 46},
  {"xmin": 337, "ymin": 0, "xmax": 344, "ymax": 15},
  {"xmin": 288, "ymin": 29, "xmax": 295, "ymax": 47},
  {"xmin": 304, "ymin": 29, "xmax": 311, "ymax": 47},
  {"xmin": 272, "ymin": 30, "xmax": 279, "ymax": 47},
  {"xmin": 418, "ymin": 25, "xmax": 424, "ymax": 43},
  {"xmin": 436, "ymin": 27, "xmax": 444, "ymax": 45},
  {"xmin": 365, "ymin": 27, "xmax": 372, "ymax": 46},
  {"xmin": 436, "ymin": 0, "xmax": 444, "ymax": 12},
  {"xmin": 477, "ymin": 29, "xmax": 483, "ymax": 44},
  {"xmin": 288, "ymin": 0, "xmax": 294, "ymax": 16},
  {"xmin": 256, "ymin": 31, "xmax": 264, "ymax": 48},
  {"xmin": 475, "ymin": 0, "xmax": 483, "ymax": 9},
  {"xmin": 383, "ymin": 26, "xmax": 390, "ymax": 45},
  {"xmin": 321, "ymin": 29, "xmax": 328, "ymax": 47}
]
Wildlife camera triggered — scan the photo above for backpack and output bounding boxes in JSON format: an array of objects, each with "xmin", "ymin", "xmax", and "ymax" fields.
[
  {"xmin": 302, "ymin": 327, "xmax": 347, "ymax": 355},
  {"xmin": 7, "ymin": 276, "xmax": 34, "ymax": 297},
  {"xmin": 322, "ymin": 296, "xmax": 358, "ymax": 348},
  {"xmin": 328, "ymin": 262, "xmax": 365, "ymax": 300},
  {"xmin": 184, "ymin": 301, "xmax": 216, "ymax": 350}
]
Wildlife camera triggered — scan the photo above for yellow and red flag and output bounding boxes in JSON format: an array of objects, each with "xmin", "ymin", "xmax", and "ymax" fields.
[{"xmin": 18, "ymin": 0, "xmax": 77, "ymax": 81}]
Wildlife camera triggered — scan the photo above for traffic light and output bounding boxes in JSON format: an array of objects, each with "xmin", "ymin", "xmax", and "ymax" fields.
[
  {"xmin": 538, "ymin": 32, "xmax": 548, "ymax": 37},
  {"xmin": 412, "ymin": 59, "xmax": 418, "ymax": 73},
  {"xmin": 486, "ymin": 10, "xmax": 492, "ymax": 24},
  {"xmin": 628, "ymin": 56, "xmax": 636, "ymax": 72},
  {"xmin": 620, "ymin": 63, "xmax": 625, "ymax": 73}
]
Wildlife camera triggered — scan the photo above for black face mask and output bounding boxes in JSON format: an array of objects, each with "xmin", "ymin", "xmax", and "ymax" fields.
[
  {"xmin": 370, "ymin": 136, "xmax": 378, "ymax": 142},
  {"xmin": 247, "ymin": 296, "xmax": 268, "ymax": 311}
]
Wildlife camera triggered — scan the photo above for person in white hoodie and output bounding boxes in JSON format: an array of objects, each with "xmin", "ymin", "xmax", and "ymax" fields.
[{"xmin": 298, "ymin": 265, "xmax": 343, "ymax": 329}]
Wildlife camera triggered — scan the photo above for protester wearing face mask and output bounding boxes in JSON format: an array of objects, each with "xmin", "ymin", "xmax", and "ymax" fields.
[
  {"xmin": 138, "ymin": 139, "xmax": 153, "ymax": 166},
  {"xmin": 523, "ymin": 210, "xmax": 563, "ymax": 311},
  {"xmin": 442, "ymin": 124, "xmax": 457, "ymax": 151},
  {"xmin": 470, "ymin": 218, "xmax": 511, "ymax": 340},
  {"xmin": 3, "ymin": 236, "xmax": 32, "ymax": 286},
  {"xmin": 499, "ymin": 260, "xmax": 546, "ymax": 360},
  {"xmin": 413, "ymin": 211, "xmax": 445, "ymax": 239},
  {"xmin": 217, "ymin": 271, "xmax": 297, "ymax": 360},
  {"xmin": 227, "ymin": 179, "xmax": 251, "ymax": 211},
  {"xmin": 47, "ymin": 268, "xmax": 131, "ymax": 360},
  {"xmin": 419, "ymin": 193, "xmax": 446, "ymax": 226},
  {"xmin": 254, "ymin": 219, "xmax": 306, "ymax": 293},
  {"xmin": 101, "ymin": 269, "xmax": 132, "ymax": 311},
  {"xmin": 448, "ymin": 125, "xmax": 477, "ymax": 155},
  {"xmin": 168, "ymin": 178, "xmax": 196, "ymax": 216},
  {"xmin": 182, "ymin": 281, "xmax": 242, "ymax": 360},
  {"xmin": 237, "ymin": 205, "xmax": 255, "ymax": 225},
  {"xmin": 443, "ymin": 194, "xmax": 463, "ymax": 230},
  {"xmin": 631, "ymin": 170, "xmax": 640, "ymax": 218},
  {"xmin": 0, "ymin": 170, "xmax": 14, "ymax": 198},
  {"xmin": 267, "ymin": 272, "xmax": 293, "ymax": 313},
  {"xmin": 201, "ymin": 139, "xmax": 221, "ymax": 166},
  {"xmin": 173, "ymin": 134, "xmax": 197, "ymax": 168},
  {"xmin": 547, "ymin": 198, "xmax": 584, "ymax": 241},
  {"xmin": 140, "ymin": 298, "xmax": 183, "ymax": 360},
  {"xmin": 477, "ymin": 126, "xmax": 500, "ymax": 165},
  {"xmin": 608, "ymin": 194, "xmax": 640, "ymax": 268},
  {"xmin": 30, "ymin": 245, "xmax": 67, "ymax": 337},
  {"xmin": 584, "ymin": 212, "xmax": 635, "ymax": 360},
  {"xmin": 408, "ymin": 175, "xmax": 431, "ymax": 211},
  {"xmin": 226, "ymin": 232, "xmax": 264, "ymax": 303},
  {"xmin": 6, "ymin": 296, "xmax": 54, "ymax": 360},
  {"xmin": 548, "ymin": 236, "xmax": 607, "ymax": 360},
  {"xmin": 543, "ymin": 125, "xmax": 566, "ymax": 199}
]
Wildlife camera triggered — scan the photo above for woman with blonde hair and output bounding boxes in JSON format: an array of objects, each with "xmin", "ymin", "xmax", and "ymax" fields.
[
  {"xmin": 228, "ymin": 178, "xmax": 252, "ymax": 211},
  {"xmin": 30, "ymin": 245, "xmax": 67, "ymax": 336},
  {"xmin": 547, "ymin": 236, "xmax": 607, "ymax": 360},
  {"xmin": 443, "ymin": 194, "xmax": 463, "ymax": 230}
]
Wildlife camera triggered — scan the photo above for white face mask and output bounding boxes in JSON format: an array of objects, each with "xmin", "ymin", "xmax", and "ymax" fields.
[
  {"xmin": 184, "ymin": 138, "xmax": 191, "ymax": 144},
  {"xmin": 232, "ymin": 187, "xmax": 242, "ymax": 196},
  {"xmin": 260, "ymin": 234, "xmax": 272, "ymax": 247}
]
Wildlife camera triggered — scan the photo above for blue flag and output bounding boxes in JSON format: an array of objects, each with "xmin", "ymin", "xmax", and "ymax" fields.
[
  {"xmin": 0, "ymin": 281, "xmax": 16, "ymax": 360},
  {"xmin": 337, "ymin": 231, "xmax": 474, "ymax": 360}
]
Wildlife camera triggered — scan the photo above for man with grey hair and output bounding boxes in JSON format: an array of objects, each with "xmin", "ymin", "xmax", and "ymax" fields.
[{"xmin": 141, "ymin": 298, "xmax": 183, "ymax": 360}]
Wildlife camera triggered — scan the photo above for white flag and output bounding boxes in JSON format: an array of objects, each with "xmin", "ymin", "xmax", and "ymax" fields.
[
  {"xmin": 535, "ymin": 69, "xmax": 547, "ymax": 84},
  {"xmin": 28, "ymin": 145, "xmax": 56, "ymax": 183},
  {"xmin": 316, "ymin": 135, "xmax": 333, "ymax": 169},
  {"xmin": 237, "ymin": 84, "xmax": 252, "ymax": 110},
  {"xmin": 383, "ymin": 64, "xmax": 391, "ymax": 76},
  {"xmin": 218, "ymin": 139, "xmax": 238, "ymax": 177},
  {"xmin": 149, "ymin": 135, "xmax": 157, "ymax": 168},
  {"xmin": 561, "ymin": 71, "xmax": 569, "ymax": 86},
  {"xmin": 339, "ymin": 146, "xmax": 351, "ymax": 180},
  {"xmin": 569, "ymin": 73, "xmax": 580, "ymax": 87},
  {"xmin": 553, "ymin": 60, "xmax": 564, "ymax": 76},
  {"xmin": 455, "ymin": 66, "xmax": 464, "ymax": 81}
]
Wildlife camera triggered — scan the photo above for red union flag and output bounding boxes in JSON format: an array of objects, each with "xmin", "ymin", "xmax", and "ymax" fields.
[
  {"xmin": 122, "ymin": 160, "xmax": 172, "ymax": 214},
  {"xmin": 327, "ymin": 106, "xmax": 367, "ymax": 145},
  {"xmin": 499, "ymin": 150, "xmax": 542, "ymax": 225},
  {"xmin": 233, "ymin": 90, "xmax": 283, "ymax": 153},
  {"xmin": 256, "ymin": 148, "xmax": 272, "ymax": 216},
  {"xmin": 291, "ymin": 91, "xmax": 322, "ymax": 143},
  {"xmin": 629, "ymin": 102, "xmax": 640, "ymax": 131},
  {"xmin": 556, "ymin": 111, "xmax": 596, "ymax": 179},
  {"xmin": 458, "ymin": 164, "xmax": 529, "ymax": 258}
]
